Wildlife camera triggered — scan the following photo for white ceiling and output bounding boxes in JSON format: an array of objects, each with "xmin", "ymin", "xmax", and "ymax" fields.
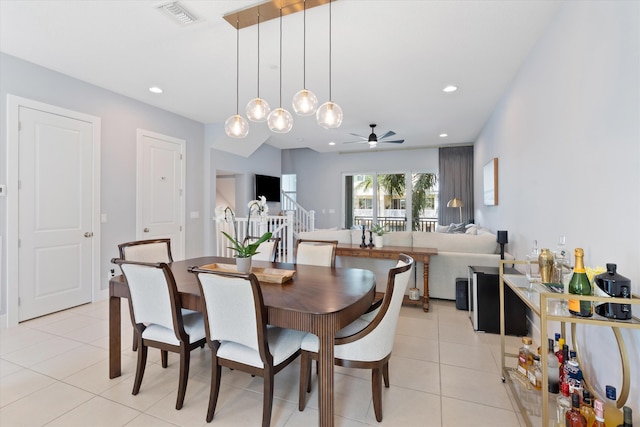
[{"xmin": 0, "ymin": 0, "xmax": 560, "ymax": 154}]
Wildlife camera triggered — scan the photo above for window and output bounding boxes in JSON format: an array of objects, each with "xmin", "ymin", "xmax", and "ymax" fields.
[{"xmin": 345, "ymin": 172, "xmax": 438, "ymax": 231}]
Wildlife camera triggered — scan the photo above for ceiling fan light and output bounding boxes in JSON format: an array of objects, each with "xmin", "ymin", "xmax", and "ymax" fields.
[
  {"xmin": 224, "ymin": 114, "xmax": 249, "ymax": 138},
  {"xmin": 267, "ymin": 107, "xmax": 293, "ymax": 133},
  {"xmin": 316, "ymin": 101, "xmax": 343, "ymax": 129},
  {"xmin": 292, "ymin": 89, "xmax": 318, "ymax": 116},
  {"xmin": 246, "ymin": 97, "xmax": 270, "ymax": 122}
]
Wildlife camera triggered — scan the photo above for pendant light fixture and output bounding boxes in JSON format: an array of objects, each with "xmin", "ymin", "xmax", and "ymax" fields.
[
  {"xmin": 316, "ymin": 0, "xmax": 343, "ymax": 129},
  {"xmin": 292, "ymin": 0, "xmax": 318, "ymax": 116},
  {"xmin": 267, "ymin": 7, "xmax": 293, "ymax": 133},
  {"xmin": 225, "ymin": 19, "xmax": 249, "ymax": 138},
  {"xmin": 246, "ymin": 10, "xmax": 270, "ymax": 122}
]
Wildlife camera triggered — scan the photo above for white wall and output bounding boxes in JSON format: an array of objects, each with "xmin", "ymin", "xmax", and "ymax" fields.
[
  {"xmin": 0, "ymin": 53, "xmax": 206, "ymax": 316},
  {"xmin": 282, "ymin": 147, "xmax": 440, "ymax": 228},
  {"xmin": 474, "ymin": 1, "xmax": 639, "ymax": 419}
]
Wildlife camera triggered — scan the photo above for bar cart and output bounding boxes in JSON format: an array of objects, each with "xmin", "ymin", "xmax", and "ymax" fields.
[{"xmin": 499, "ymin": 260, "xmax": 640, "ymax": 427}]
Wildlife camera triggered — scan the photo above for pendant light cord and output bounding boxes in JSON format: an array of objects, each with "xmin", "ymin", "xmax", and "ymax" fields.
[
  {"xmin": 235, "ymin": 19, "xmax": 240, "ymax": 114},
  {"xmin": 257, "ymin": 11, "xmax": 261, "ymax": 97},
  {"xmin": 278, "ymin": 7, "xmax": 283, "ymax": 107},
  {"xmin": 328, "ymin": 0, "xmax": 332, "ymax": 101},
  {"xmin": 303, "ymin": 0, "xmax": 306, "ymax": 89}
]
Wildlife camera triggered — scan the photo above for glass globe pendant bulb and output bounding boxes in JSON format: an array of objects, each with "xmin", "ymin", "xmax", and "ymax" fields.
[
  {"xmin": 224, "ymin": 114, "xmax": 249, "ymax": 138},
  {"xmin": 246, "ymin": 98, "xmax": 270, "ymax": 122},
  {"xmin": 267, "ymin": 107, "xmax": 293, "ymax": 133},
  {"xmin": 292, "ymin": 89, "xmax": 318, "ymax": 116},
  {"xmin": 316, "ymin": 101, "xmax": 343, "ymax": 129}
]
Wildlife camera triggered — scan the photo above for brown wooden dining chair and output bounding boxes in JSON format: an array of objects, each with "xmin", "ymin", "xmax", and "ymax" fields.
[
  {"xmin": 294, "ymin": 239, "xmax": 338, "ymax": 267},
  {"xmin": 112, "ymin": 258, "xmax": 206, "ymax": 410},
  {"xmin": 243, "ymin": 236, "xmax": 281, "ymax": 262},
  {"xmin": 189, "ymin": 267, "xmax": 306, "ymax": 426},
  {"xmin": 118, "ymin": 238, "xmax": 173, "ymax": 351},
  {"xmin": 298, "ymin": 254, "xmax": 415, "ymax": 422}
]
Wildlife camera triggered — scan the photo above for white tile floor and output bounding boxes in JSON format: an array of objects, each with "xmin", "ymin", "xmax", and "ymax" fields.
[{"xmin": 0, "ymin": 299, "xmax": 526, "ymax": 426}]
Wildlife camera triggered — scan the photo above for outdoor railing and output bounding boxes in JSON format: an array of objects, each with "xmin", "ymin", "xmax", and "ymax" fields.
[{"xmin": 355, "ymin": 216, "xmax": 438, "ymax": 233}]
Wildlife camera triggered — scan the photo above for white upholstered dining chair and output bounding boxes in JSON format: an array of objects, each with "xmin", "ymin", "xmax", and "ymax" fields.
[
  {"xmin": 294, "ymin": 239, "xmax": 338, "ymax": 267},
  {"xmin": 118, "ymin": 238, "xmax": 173, "ymax": 351},
  {"xmin": 112, "ymin": 259, "xmax": 206, "ymax": 411},
  {"xmin": 244, "ymin": 236, "xmax": 281, "ymax": 262},
  {"xmin": 189, "ymin": 268, "xmax": 306, "ymax": 426},
  {"xmin": 298, "ymin": 254, "xmax": 415, "ymax": 422}
]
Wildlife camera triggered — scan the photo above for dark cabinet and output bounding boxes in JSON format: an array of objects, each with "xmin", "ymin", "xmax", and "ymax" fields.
[{"xmin": 469, "ymin": 266, "xmax": 527, "ymax": 336}]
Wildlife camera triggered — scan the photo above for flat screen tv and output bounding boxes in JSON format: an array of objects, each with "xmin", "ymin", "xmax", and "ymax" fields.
[{"xmin": 255, "ymin": 174, "xmax": 281, "ymax": 202}]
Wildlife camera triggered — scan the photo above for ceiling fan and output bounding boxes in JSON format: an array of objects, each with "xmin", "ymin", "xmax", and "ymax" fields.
[{"xmin": 343, "ymin": 124, "xmax": 404, "ymax": 147}]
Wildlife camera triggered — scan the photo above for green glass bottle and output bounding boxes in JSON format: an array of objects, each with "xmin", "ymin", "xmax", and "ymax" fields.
[{"xmin": 568, "ymin": 248, "xmax": 593, "ymax": 317}]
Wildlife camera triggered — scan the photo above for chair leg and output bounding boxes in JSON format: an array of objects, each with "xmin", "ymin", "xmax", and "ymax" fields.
[
  {"xmin": 161, "ymin": 350, "xmax": 168, "ymax": 368},
  {"xmin": 132, "ymin": 341, "xmax": 148, "ymax": 395},
  {"xmin": 175, "ymin": 347, "xmax": 190, "ymax": 410},
  {"xmin": 262, "ymin": 369, "xmax": 274, "ymax": 427},
  {"xmin": 206, "ymin": 356, "xmax": 222, "ymax": 423},
  {"xmin": 299, "ymin": 350, "xmax": 311, "ymax": 411},
  {"xmin": 372, "ymin": 367, "xmax": 384, "ymax": 422},
  {"xmin": 382, "ymin": 361, "xmax": 390, "ymax": 388}
]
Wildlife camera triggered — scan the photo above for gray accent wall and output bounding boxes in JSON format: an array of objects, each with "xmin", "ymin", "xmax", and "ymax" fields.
[
  {"xmin": 474, "ymin": 1, "xmax": 639, "ymax": 413},
  {"xmin": 0, "ymin": 53, "xmax": 205, "ymax": 316}
]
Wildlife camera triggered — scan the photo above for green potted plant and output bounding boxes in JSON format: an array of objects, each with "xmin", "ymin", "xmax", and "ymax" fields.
[
  {"xmin": 215, "ymin": 196, "xmax": 272, "ymax": 272},
  {"xmin": 370, "ymin": 223, "xmax": 386, "ymax": 248}
]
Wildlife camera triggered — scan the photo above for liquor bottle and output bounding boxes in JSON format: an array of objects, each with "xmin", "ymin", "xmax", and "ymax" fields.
[
  {"xmin": 565, "ymin": 351, "xmax": 583, "ymax": 394},
  {"xmin": 604, "ymin": 385, "xmax": 623, "ymax": 427},
  {"xmin": 581, "ymin": 390, "xmax": 596, "ymax": 427},
  {"xmin": 568, "ymin": 248, "xmax": 593, "ymax": 317},
  {"xmin": 555, "ymin": 333, "xmax": 562, "ymax": 351},
  {"xmin": 528, "ymin": 354, "xmax": 542, "ymax": 390},
  {"xmin": 566, "ymin": 392, "xmax": 588, "ymax": 427},
  {"xmin": 557, "ymin": 382, "xmax": 572, "ymax": 426},
  {"xmin": 559, "ymin": 344, "xmax": 569, "ymax": 387},
  {"xmin": 617, "ymin": 406, "xmax": 632, "ymax": 427},
  {"xmin": 593, "ymin": 399, "xmax": 606, "ymax": 427},
  {"xmin": 547, "ymin": 338, "xmax": 560, "ymax": 393},
  {"xmin": 526, "ymin": 240, "xmax": 540, "ymax": 283},
  {"xmin": 517, "ymin": 336, "xmax": 533, "ymax": 378},
  {"xmin": 556, "ymin": 337, "xmax": 566, "ymax": 364}
]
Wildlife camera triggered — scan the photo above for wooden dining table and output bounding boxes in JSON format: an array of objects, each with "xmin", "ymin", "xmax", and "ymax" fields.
[{"xmin": 109, "ymin": 256, "xmax": 376, "ymax": 427}]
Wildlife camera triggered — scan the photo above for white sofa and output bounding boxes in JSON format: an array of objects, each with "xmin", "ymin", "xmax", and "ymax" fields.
[{"xmin": 297, "ymin": 227, "xmax": 512, "ymax": 300}]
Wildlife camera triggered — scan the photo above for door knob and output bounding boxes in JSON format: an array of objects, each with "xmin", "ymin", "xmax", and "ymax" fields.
[
  {"xmin": 144, "ymin": 228, "xmax": 149, "ymax": 233},
  {"xmin": 84, "ymin": 232, "xmax": 93, "ymax": 237}
]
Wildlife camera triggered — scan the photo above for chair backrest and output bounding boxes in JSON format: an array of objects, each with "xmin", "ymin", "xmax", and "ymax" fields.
[
  {"xmin": 118, "ymin": 239, "xmax": 173, "ymax": 263},
  {"xmin": 191, "ymin": 269, "xmax": 270, "ymax": 362},
  {"xmin": 244, "ymin": 236, "xmax": 281, "ymax": 262},
  {"xmin": 336, "ymin": 254, "xmax": 414, "ymax": 359},
  {"xmin": 294, "ymin": 239, "xmax": 338, "ymax": 267},
  {"xmin": 112, "ymin": 259, "xmax": 185, "ymax": 342}
]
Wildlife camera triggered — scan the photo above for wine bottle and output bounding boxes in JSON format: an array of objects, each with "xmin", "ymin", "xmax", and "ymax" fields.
[
  {"xmin": 593, "ymin": 399, "xmax": 606, "ymax": 427},
  {"xmin": 617, "ymin": 406, "xmax": 632, "ymax": 427},
  {"xmin": 557, "ymin": 382, "xmax": 572, "ymax": 426},
  {"xmin": 566, "ymin": 391, "xmax": 588, "ymax": 427},
  {"xmin": 568, "ymin": 248, "xmax": 593, "ymax": 317}
]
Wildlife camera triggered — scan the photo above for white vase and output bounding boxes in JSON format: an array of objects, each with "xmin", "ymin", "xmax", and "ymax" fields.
[
  {"xmin": 236, "ymin": 256, "xmax": 252, "ymax": 273},
  {"xmin": 374, "ymin": 235, "xmax": 384, "ymax": 248}
]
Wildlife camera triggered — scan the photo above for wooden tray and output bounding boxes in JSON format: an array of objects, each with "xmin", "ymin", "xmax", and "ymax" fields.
[{"xmin": 199, "ymin": 263, "xmax": 295, "ymax": 284}]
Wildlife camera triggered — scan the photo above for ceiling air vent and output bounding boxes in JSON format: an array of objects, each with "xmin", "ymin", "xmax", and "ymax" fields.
[{"xmin": 156, "ymin": 2, "xmax": 200, "ymax": 26}]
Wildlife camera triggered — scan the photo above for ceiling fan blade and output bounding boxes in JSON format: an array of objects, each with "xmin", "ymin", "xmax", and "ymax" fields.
[
  {"xmin": 380, "ymin": 139, "xmax": 404, "ymax": 144},
  {"xmin": 377, "ymin": 130, "xmax": 396, "ymax": 140},
  {"xmin": 349, "ymin": 132, "xmax": 368, "ymax": 139},
  {"xmin": 343, "ymin": 140, "xmax": 368, "ymax": 144}
]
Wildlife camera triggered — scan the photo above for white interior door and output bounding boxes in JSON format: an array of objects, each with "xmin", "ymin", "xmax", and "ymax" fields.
[
  {"xmin": 137, "ymin": 130, "xmax": 185, "ymax": 260},
  {"xmin": 18, "ymin": 106, "xmax": 95, "ymax": 321}
]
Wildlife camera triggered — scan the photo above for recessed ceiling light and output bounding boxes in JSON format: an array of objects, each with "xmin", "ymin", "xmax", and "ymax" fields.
[
  {"xmin": 149, "ymin": 86, "xmax": 163, "ymax": 94},
  {"xmin": 439, "ymin": 133, "xmax": 448, "ymax": 138},
  {"xmin": 329, "ymin": 141, "xmax": 335, "ymax": 146},
  {"xmin": 443, "ymin": 85, "xmax": 458, "ymax": 93}
]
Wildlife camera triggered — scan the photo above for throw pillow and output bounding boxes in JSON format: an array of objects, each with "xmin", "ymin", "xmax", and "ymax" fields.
[
  {"xmin": 435, "ymin": 224, "xmax": 451, "ymax": 233},
  {"xmin": 450, "ymin": 223, "xmax": 466, "ymax": 234}
]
